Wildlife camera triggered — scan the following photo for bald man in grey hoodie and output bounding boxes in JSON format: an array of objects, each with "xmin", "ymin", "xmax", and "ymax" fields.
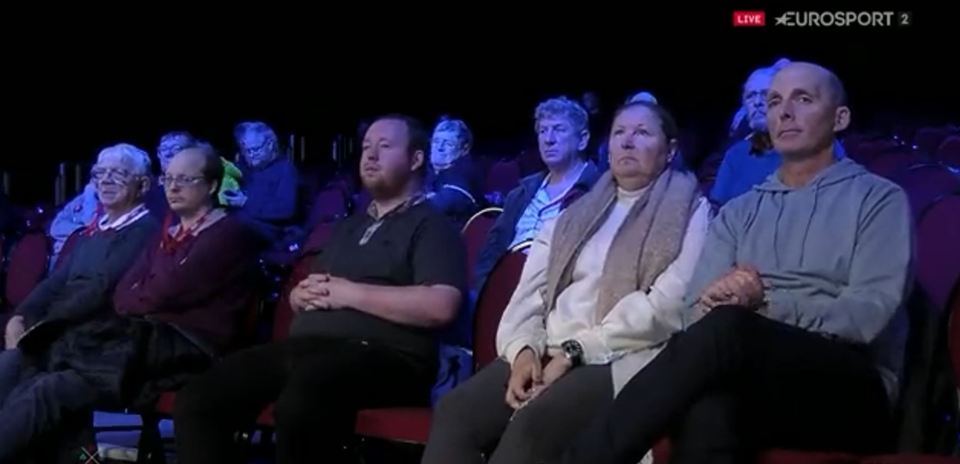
[{"xmin": 555, "ymin": 63, "xmax": 913, "ymax": 464}]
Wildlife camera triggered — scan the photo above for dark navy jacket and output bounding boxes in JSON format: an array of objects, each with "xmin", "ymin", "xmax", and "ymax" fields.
[{"xmin": 472, "ymin": 161, "xmax": 600, "ymax": 292}]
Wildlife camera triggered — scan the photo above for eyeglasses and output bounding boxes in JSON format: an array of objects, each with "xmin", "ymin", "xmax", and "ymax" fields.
[
  {"xmin": 90, "ymin": 167, "xmax": 134, "ymax": 182},
  {"xmin": 159, "ymin": 175, "xmax": 205, "ymax": 188}
]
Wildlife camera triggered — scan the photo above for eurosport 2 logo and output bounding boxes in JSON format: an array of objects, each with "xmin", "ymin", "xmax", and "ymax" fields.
[{"xmin": 732, "ymin": 11, "xmax": 912, "ymax": 28}]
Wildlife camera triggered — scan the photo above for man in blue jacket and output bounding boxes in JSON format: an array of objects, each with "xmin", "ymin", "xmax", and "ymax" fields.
[
  {"xmin": 473, "ymin": 97, "xmax": 600, "ymax": 292},
  {"xmin": 557, "ymin": 62, "xmax": 912, "ymax": 464}
]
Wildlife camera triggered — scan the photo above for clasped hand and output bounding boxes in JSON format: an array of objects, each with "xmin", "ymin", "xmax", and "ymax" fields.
[
  {"xmin": 289, "ymin": 274, "xmax": 360, "ymax": 312},
  {"xmin": 505, "ymin": 348, "xmax": 573, "ymax": 410},
  {"xmin": 698, "ymin": 264, "xmax": 765, "ymax": 313}
]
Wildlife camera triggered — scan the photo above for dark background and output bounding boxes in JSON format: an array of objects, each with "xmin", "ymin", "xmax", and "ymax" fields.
[{"xmin": 3, "ymin": 4, "xmax": 957, "ymax": 204}]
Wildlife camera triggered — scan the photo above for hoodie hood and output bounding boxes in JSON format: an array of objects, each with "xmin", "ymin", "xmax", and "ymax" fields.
[{"xmin": 755, "ymin": 157, "xmax": 865, "ymax": 193}]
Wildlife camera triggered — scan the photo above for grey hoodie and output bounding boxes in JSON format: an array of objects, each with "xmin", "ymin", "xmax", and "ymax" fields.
[{"xmin": 685, "ymin": 157, "xmax": 913, "ymax": 399}]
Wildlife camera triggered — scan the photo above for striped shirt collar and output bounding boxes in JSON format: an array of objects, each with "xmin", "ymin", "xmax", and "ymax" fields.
[{"xmin": 97, "ymin": 204, "xmax": 149, "ymax": 231}]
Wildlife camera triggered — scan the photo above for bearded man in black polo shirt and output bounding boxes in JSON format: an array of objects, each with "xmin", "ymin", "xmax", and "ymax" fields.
[{"xmin": 173, "ymin": 114, "xmax": 467, "ymax": 464}]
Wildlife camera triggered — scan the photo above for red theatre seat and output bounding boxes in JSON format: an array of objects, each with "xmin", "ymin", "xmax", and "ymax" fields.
[
  {"xmin": 938, "ymin": 136, "xmax": 960, "ymax": 166},
  {"xmin": 862, "ymin": 455, "xmax": 960, "ymax": 464},
  {"xmin": 461, "ymin": 207, "xmax": 502, "ymax": 285},
  {"xmin": 652, "ymin": 439, "xmax": 860, "ymax": 464},
  {"xmin": 354, "ymin": 407, "xmax": 433, "ymax": 444},
  {"xmin": 916, "ymin": 195, "xmax": 960, "ymax": 311},
  {"xmin": 353, "ymin": 242, "xmax": 532, "ymax": 444},
  {"xmin": 53, "ymin": 228, "xmax": 83, "ymax": 270},
  {"xmin": 4, "ymin": 232, "xmax": 49, "ymax": 309},
  {"xmin": 485, "ymin": 160, "xmax": 521, "ymax": 196}
]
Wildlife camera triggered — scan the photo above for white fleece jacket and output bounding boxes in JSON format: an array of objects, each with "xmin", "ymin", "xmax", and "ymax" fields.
[{"xmin": 495, "ymin": 194, "xmax": 711, "ymax": 395}]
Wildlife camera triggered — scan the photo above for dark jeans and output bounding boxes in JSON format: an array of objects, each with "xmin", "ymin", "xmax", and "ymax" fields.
[
  {"xmin": 173, "ymin": 336, "xmax": 435, "ymax": 464},
  {"xmin": 423, "ymin": 359, "xmax": 612, "ymax": 464},
  {"xmin": 0, "ymin": 320, "xmax": 209, "ymax": 464},
  {"xmin": 0, "ymin": 348, "xmax": 98, "ymax": 464},
  {"xmin": 557, "ymin": 307, "xmax": 894, "ymax": 464}
]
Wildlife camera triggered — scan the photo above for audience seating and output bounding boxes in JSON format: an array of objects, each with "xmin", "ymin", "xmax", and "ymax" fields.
[
  {"xmin": 53, "ymin": 228, "xmax": 83, "ymax": 270},
  {"xmin": 305, "ymin": 186, "xmax": 350, "ymax": 227},
  {"xmin": 916, "ymin": 195, "xmax": 960, "ymax": 311},
  {"xmin": 938, "ymin": 136, "xmax": 960, "ymax": 167},
  {"xmin": 353, "ymin": 241, "xmax": 532, "ymax": 446},
  {"xmin": 485, "ymin": 159, "xmax": 521, "ymax": 196},
  {"xmin": 461, "ymin": 207, "xmax": 503, "ymax": 285},
  {"xmin": 848, "ymin": 139, "xmax": 902, "ymax": 166},
  {"xmin": 868, "ymin": 149, "xmax": 930, "ymax": 180},
  {"xmin": 914, "ymin": 128, "xmax": 953, "ymax": 156},
  {"xmin": 3, "ymin": 232, "xmax": 49, "ymax": 310},
  {"xmin": 893, "ymin": 164, "xmax": 960, "ymax": 222}
]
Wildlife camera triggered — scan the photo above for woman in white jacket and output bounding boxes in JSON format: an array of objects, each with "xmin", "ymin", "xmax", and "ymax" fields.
[{"xmin": 422, "ymin": 101, "xmax": 711, "ymax": 464}]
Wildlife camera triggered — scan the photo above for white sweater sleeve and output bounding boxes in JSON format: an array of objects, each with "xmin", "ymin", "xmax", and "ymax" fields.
[
  {"xmin": 495, "ymin": 221, "xmax": 554, "ymax": 365},
  {"xmin": 574, "ymin": 198, "xmax": 712, "ymax": 364}
]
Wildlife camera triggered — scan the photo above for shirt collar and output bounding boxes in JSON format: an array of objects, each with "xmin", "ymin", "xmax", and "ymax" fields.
[
  {"xmin": 98, "ymin": 204, "xmax": 149, "ymax": 231},
  {"xmin": 366, "ymin": 192, "xmax": 426, "ymax": 221}
]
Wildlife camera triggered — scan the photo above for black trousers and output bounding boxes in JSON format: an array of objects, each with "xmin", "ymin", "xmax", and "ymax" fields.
[
  {"xmin": 173, "ymin": 336, "xmax": 435, "ymax": 464},
  {"xmin": 422, "ymin": 359, "xmax": 612, "ymax": 464},
  {"xmin": 557, "ymin": 307, "xmax": 894, "ymax": 464}
]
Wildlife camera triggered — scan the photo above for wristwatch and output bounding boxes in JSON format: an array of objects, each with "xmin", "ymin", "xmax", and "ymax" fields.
[{"xmin": 561, "ymin": 339, "xmax": 584, "ymax": 367}]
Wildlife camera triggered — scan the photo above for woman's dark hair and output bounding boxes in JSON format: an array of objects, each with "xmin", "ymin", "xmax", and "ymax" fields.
[
  {"xmin": 610, "ymin": 100, "xmax": 688, "ymax": 171},
  {"xmin": 611, "ymin": 100, "xmax": 680, "ymax": 142}
]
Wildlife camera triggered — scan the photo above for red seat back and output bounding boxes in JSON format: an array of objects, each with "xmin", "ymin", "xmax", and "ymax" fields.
[
  {"xmin": 303, "ymin": 221, "xmax": 336, "ymax": 255},
  {"xmin": 893, "ymin": 164, "xmax": 960, "ymax": 222},
  {"xmin": 271, "ymin": 256, "xmax": 313, "ymax": 342},
  {"xmin": 949, "ymin": 278, "xmax": 960, "ymax": 391},
  {"xmin": 54, "ymin": 228, "xmax": 84, "ymax": 271},
  {"xmin": 849, "ymin": 139, "xmax": 901, "ymax": 166},
  {"xmin": 306, "ymin": 187, "xmax": 349, "ymax": 226},
  {"xmin": 916, "ymin": 195, "xmax": 960, "ymax": 311},
  {"xmin": 4, "ymin": 233, "xmax": 49, "ymax": 309},
  {"xmin": 461, "ymin": 207, "xmax": 502, "ymax": 285},
  {"xmin": 867, "ymin": 149, "xmax": 927, "ymax": 180},
  {"xmin": 485, "ymin": 160, "xmax": 521, "ymax": 195},
  {"xmin": 271, "ymin": 221, "xmax": 337, "ymax": 341},
  {"xmin": 914, "ymin": 127, "xmax": 951, "ymax": 155},
  {"xmin": 937, "ymin": 135, "xmax": 960, "ymax": 166},
  {"xmin": 473, "ymin": 241, "xmax": 531, "ymax": 369}
]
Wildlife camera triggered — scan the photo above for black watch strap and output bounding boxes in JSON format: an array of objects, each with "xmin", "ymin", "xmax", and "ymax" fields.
[{"xmin": 561, "ymin": 339, "xmax": 584, "ymax": 367}]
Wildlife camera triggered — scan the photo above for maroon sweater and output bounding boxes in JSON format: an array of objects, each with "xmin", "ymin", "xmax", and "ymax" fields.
[{"xmin": 113, "ymin": 215, "xmax": 258, "ymax": 352}]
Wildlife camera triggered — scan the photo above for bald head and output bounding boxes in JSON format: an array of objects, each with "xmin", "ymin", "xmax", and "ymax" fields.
[
  {"xmin": 766, "ymin": 62, "xmax": 851, "ymax": 159},
  {"xmin": 776, "ymin": 62, "xmax": 847, "ymax": 107}
]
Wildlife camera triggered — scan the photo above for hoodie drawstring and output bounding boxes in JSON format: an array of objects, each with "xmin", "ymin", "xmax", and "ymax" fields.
[
  {"xmin": 772, "ymin": 193, "xmax": 785, "ymax": 268},
  {"xmin": 798, "ymin": 180, "xmax": 822, "ymax": 268}
]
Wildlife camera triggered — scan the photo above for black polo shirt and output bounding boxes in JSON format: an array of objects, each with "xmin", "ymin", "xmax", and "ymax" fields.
[{"xmin": 288, "ymin": 200, "xmax": 467, "ymax": 362}]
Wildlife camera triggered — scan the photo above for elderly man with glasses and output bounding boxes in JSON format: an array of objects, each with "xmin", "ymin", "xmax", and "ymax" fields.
[
  {"xmin": 1, "ymin": 143, "xmax": 160, "ymax": 463},
  {"xmin": 230, "ymin": 121, "xmax": 300, "ymax": 248}
]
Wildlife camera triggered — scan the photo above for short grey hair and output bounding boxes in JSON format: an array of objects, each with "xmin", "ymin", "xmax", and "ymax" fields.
[
  {"xmin": 234, "ymin": 121, "xmax": 278, "ymax": 145},
  {"xmin": 534, "ymin": 97, "xmax": 589, "ymax": 134},
  {"xmin": 434, "ymin": 119, "xmax": 473, "ymax": 150},
  {"xmin": 96, "ymin": 143, "xmax": 152, "ymax": 176}
]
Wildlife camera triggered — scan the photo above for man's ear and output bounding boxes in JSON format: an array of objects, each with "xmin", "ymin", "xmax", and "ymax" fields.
[
  {"xmin": 834, "ymin": 106, "xmax": 851, "ymax": 133},
  {"xmin": 208, "ymin": 179, "xmax": 220, "ymax": 198},
  {"xmin": 411, "ymin": 149, "xmax": 425, "ymax": 173},
  {"xmin": 578, "ymin": 129, "xmax": 591, "ymax": 152},
  {"xmin": 140, "ymin": 176, "xmax": 152, "ymax": 196}
]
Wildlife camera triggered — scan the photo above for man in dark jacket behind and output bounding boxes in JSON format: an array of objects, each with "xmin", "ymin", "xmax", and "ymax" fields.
[
  {"xmin": 473, "ymin": 97, "xmax": 600, "ymax": 292},
  {"xmin": 426, "ymin": 118, "xmax": 482, "ymax": 228}
]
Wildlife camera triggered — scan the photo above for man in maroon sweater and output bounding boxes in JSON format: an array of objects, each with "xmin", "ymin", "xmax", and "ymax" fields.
[
  {"xmin": 0, "ymin": 143, "xmax": 259, "ymax": 463},
  {"xmin": 114, "ymin": 143, "xmax": 258, "ymax": 353}
]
